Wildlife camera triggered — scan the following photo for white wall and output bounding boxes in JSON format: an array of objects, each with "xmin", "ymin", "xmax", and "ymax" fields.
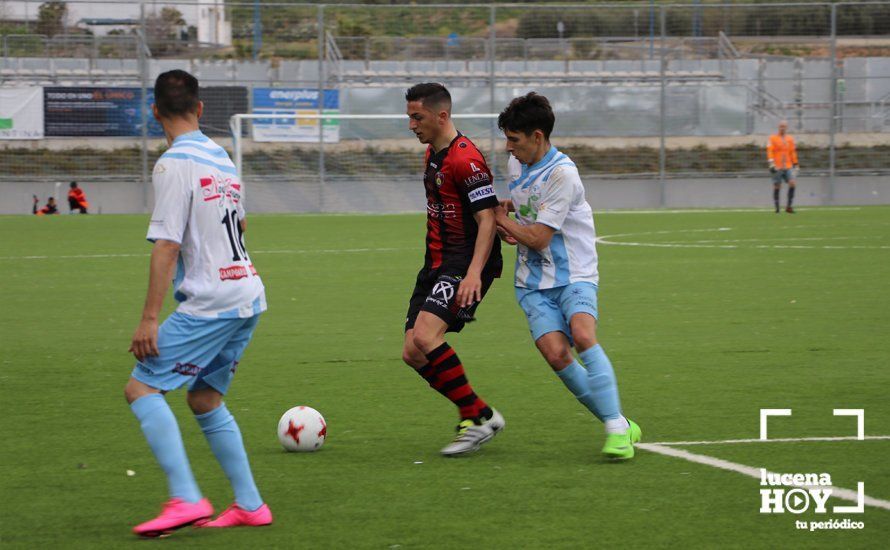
[{"xmin": 4, "ymin": 176, "xmax": 889, "ymax": 215}]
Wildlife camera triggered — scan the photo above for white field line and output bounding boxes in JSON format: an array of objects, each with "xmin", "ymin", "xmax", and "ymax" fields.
[
  {"xmin": 637, "ymin": 442, "xmax": 890, "ymax": 511},
  {"xmin": 605, "ymin": 242, "xmax": 890, "ymax": 250},
  {"xmin": 0, "ymin": 247, "xmax": 411, "ymax": 261},
  {"xmin": 597, "ymin": 227, "xmax": 890, "ymax": 250},
  {"xmin": 597, "ymin": 207, "xmax": 863, "ymax": 215},
  {"xmin": 649, "ymin": 435, "xmax": 890, "ymax": 446},
  {"xmin": 682, "ymin": 236, "xmax": 879, "ymax": 244}
]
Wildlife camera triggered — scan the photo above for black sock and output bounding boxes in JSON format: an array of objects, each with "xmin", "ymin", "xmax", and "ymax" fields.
[
  {"xmin": 773, "ymin": 188, "xmax": 780, "ymax": 209},
  {"xmin": 788, "ymin": 186, "xmax": 795, "ymax": 207}
]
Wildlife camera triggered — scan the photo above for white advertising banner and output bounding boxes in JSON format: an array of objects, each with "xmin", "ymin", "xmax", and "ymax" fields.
[
  {"xmin": 0, "ymin": 87, "xmax": 44, "ymax": 140},
  {"xmin": 251, "ymin": 88, "xmax": 340, "ymax": 143}
]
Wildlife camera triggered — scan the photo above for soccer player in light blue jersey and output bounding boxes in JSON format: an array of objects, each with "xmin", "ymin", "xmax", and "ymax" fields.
[
  {"xmin": 493, "ymin": 92, "xmax": 641, "ymax": 459},
  {"xmin": 123, "ymin": 70, "xmax": 272, "ymax": 537}
]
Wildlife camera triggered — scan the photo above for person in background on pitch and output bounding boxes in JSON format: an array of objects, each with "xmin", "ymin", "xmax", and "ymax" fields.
[
  {"xmin": 32, "ymin": 195, "xmax": 58, "ymax": 215},
  {"xmin": 493, "ymin": 92, "xmax": 641, "ymax": 460},
  {"xmin": 401, "ymin": 83, "xmax": 506, "ymax": 456},
  {"xmin": 124, "ymin": 70, "xmax": 271, "ymax": 537},
  {"xmin": 767, "ymin": 120, "xmax": 799, "ymax": 214},
  {"xmin": 68, "ymin": 181, "xmax": 89, "ymax": 214}
]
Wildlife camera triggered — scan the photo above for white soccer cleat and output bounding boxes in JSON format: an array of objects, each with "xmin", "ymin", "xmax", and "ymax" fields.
[{"xmin": 440, "ymin": 409, "xmax": 505, "ymax": 457}]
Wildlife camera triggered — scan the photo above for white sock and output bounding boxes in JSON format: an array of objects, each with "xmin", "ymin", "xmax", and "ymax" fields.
[{"xmin": 604, "ymin": 415, "xmax": 630, "ymax": 435}]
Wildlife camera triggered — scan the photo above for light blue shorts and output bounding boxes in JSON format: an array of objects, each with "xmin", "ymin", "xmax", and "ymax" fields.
[
  {"xmin": 131, "ymin": 312, "xmax": 260, "ymax": 394},
  {"xmin": 515, "ymin": 282, "xmax": 599, "ymax": 343}
]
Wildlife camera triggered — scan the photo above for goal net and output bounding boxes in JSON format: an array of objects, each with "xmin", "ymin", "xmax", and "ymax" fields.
[{"xmin": 229, "ymin": 113, "xmax": 502, "ymax": 214}]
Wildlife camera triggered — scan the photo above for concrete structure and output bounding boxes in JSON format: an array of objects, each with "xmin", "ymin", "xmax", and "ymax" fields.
[
  {"xmin": 1, "ymin": 0, "xmax": 230, "ymax": 46},
  {"xmin": 6, "ymin": 175, "xmax": 889, "ymax": 215}
]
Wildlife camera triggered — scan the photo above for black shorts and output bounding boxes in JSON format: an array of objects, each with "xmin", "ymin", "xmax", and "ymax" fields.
[{"xmin": 405, "ymin": 267, "xmax": 497, "ymax": 333}]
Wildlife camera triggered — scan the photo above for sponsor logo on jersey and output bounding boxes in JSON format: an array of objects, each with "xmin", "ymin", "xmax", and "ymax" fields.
[
  {"xmin": 201, "ymin": 176, "xmax": 222, "ymax": 202},
  {"xmin": 200, "ymin": 175, "xmax": 242, "ymax": 205},
  {"xmin": 470, "ymin": 162, "xmax": 480, "ymax": 172},
  {"xmin": 173, "ymin": 362, "xmax": 203, "ymax": 376},
  {"xmin": 427, "ymin": 202, "xmax": 457, "ymax": 218},
  {"xmin": 226, "ymin": 180, "xmax": 242, "ymax": 204},
  {"xmin": 463, "ymin": 172, "xmax": 490, "ymax": 187},
  {"xmin": 519, "ymin": 252, "xmax": 552, "ymax": 267},
  {"xmin": 467, "ymin": 185, "xmax": 495, "ymax": 203},
  {"xmin": 431, "ymin": 280, "xmax": 455, "ymax": 301},
  {"xmin": 219, "ymin": 265, "xmax": 250, "ymax": 280}
]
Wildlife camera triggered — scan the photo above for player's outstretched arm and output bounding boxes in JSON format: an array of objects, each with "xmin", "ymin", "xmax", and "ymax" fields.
[{"xmin": 129, "ymin": 239, "xmax": 180, "ymax": 362}]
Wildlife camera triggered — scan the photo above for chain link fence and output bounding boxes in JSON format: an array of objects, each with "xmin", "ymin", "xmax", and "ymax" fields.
[{"xmin": 1, "ymin": 1, "xmax": 889, "ymax": 212}]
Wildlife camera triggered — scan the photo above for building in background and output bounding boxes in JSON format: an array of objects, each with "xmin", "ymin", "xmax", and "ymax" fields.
[{"xmin": 0, "ymin": 0, "xmax": 230, "ymax": 45}]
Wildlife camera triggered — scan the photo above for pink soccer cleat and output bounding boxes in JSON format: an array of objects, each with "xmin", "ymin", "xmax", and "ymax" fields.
[
  {"xmin": 132, "ymin": 498, "xmax": 213, "ymax": 538},
  {"xmin": 199, "ymin": 503, "xmax": 273, "ymax": 528}
]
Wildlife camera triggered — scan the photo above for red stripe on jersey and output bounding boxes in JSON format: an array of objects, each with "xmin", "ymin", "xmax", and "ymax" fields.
[{"xmin": 427, "ymin": 217, "xmax": 443, "ymax": 269}]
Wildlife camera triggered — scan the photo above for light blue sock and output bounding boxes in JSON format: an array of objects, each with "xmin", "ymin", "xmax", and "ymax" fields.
[
  {"xmin": 195, "ymin": 404, "xmax": 263, "ymax": 511},
  {"xmin": 578, "ymin": 344, "xmax": 623, "ymax": 422},
  {"xmin": 555, "ymin": 360, "xmax": 604, "ymax": 421},
  {"xmin": 130, "ymin": 393, "xmax": 202, "ymax": 503}
]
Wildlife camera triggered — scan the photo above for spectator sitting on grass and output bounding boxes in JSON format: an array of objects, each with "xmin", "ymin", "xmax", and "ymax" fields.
[{"xmin": 33, "ymin": 196, "xmax": 59, "ymax": 216}]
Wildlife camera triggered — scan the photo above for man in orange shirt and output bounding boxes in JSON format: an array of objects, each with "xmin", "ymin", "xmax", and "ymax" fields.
[
  {"xmin": 767, "ymin": 120, "xmax": 798, "ymax": 213},
  {"xmin": 67, "ymin": 181, "xmax": 89, "ymax": 214}
]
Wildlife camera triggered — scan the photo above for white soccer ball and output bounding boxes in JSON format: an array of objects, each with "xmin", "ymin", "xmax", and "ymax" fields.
[{"xmin": 277, "ymin": 406, "xmax": 327, "ymax": 452}]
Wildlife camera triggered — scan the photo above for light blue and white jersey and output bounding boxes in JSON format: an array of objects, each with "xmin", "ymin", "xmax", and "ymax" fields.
[
  {"xmin": 507, "ymin": 147, "xmax": 598, "ymax": 289},
  {"xmin": 148, "ymin": 130, "xmax": 266, "ymax": 319}
]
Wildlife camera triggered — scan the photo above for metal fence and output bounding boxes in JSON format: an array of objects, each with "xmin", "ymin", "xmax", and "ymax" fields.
[{"xmin": 1, "ymin": 1, "xmax": 889, "ymax": 213}]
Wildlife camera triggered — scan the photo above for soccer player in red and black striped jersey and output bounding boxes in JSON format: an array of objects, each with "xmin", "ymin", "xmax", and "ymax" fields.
[{"xmin": 401, "ymin": 83, "xmax": 505, "ymax": 456}]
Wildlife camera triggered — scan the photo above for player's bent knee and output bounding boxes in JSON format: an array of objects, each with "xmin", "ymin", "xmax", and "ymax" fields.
[
  {"xmin": 544, "ymin": 351, "xmax": 572, "ymax": 370},
  {"xmin": 411, "ymin": 330, "xmax": 441, "ymax": 355},
  {"xmin": 401, "ymin": 348, "xmax": 425, "ymax": 368},
  {"xmin": 187, "ymin": 390, "xmax": 222, "ymax": 415},
  {"xmin": 573, "ymin": 332, "xmax": 598, "ymax": 351},
  {"xmin": 569, "ymin": 316, "xmax": 598, "ymax": 350},
  {"xmin": 537, "ymin": 341, "xmax": 573, "ymax": 370},
  {"xmin": 124, "ymin": 377, "xmax": 159, "ymax": 404}
]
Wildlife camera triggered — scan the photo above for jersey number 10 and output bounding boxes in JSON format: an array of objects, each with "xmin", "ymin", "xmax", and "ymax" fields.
[{"xmin": 221, "ymin": 208, "xmax": 248, "ymax": 262}]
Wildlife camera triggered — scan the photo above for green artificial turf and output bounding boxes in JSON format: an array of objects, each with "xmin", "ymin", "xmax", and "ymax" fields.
[{"xmin": 1, "ymin": 206, "xmax": 887, "ymax": 548}]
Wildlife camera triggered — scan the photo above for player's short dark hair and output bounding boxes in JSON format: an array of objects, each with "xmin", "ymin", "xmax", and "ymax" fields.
[
  {"xmin": 154, "ymin": 69, "xmax": 200, "ymax": 118},
  {"xmin": 69, "ymin": 181, "xmax": 77, "ymax": 188},
  {"xmin": 405, "ymin": 82, "xmax": 451, "ymax": 112},
  {"xmin": 498, "ymin": 92, "xmax": 555, "ymax": 140}
]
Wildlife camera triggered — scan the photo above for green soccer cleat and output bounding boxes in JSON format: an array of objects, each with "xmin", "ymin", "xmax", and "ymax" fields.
[{"xmin": 601, "ymin": 419, "xmax": 642, "ymax": 460}]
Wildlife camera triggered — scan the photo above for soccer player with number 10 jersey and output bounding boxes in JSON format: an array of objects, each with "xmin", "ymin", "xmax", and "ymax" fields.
[{"xmin": 123, "ymin": 70, "xmax": 272, "ymax": 537}]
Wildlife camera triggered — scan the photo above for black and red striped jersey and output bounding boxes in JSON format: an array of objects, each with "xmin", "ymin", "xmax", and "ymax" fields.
[{"xmin": 421, "ymin": 133, "xmax": 502, "ymax": 275}]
